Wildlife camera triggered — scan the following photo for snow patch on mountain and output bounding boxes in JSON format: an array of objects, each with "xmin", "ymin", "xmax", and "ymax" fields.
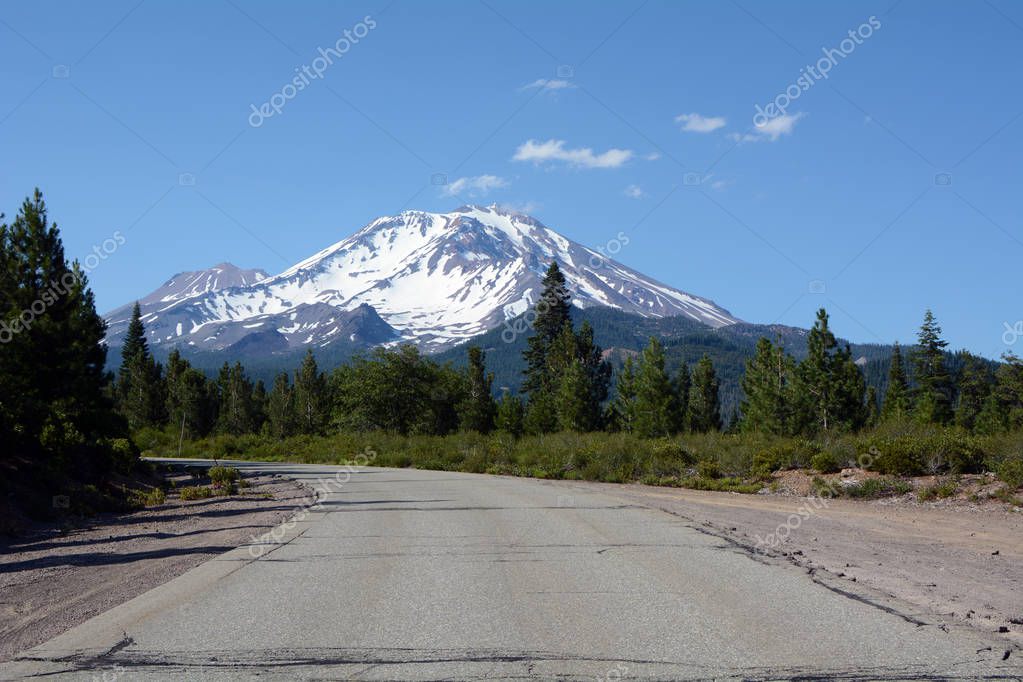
[{"xmin": 104, "ymin": 205, "xmax": 738, "ymax": 353}]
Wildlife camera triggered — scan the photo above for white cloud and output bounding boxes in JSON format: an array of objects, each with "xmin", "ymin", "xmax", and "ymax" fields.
[
  {"xmin": 644, "ymin": 151, "xmax": 661, "ymax": 161},
  {"xmin": 710, "ymin": 179, "xmax": 729, "ymax": 191},
  {"xmin": 624, "ymin": 185, "xmax": 644, "ymax": 199},
  {"xmin": 731, "ymin": 112, "xmax": 806, "ymax": 143},
  {"xmin": 512, "ymin": 139, "xmax": 633, "ymax": 169},
  {"xmin": 441, "ymin": 174, "xmax": 508, "ymax": 197},
  {"xmin": 519, "ymin": 79, "xmax": 575, "ymax": 93},
  {"xmin": 675, "ymin": 112, "xmax": 727, "ymax": 133},
  {"xmin": 496, "ymin": 200, "xmax": 541, "ymax": 215}
]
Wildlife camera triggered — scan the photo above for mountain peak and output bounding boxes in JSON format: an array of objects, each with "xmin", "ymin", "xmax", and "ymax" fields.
[{"xmin": 104, "ymin": 207, "xmax": 738, "ymax": 353}]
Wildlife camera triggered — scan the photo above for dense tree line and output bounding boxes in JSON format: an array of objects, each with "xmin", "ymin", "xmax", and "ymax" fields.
[
  {"xmin": 1, "ymin": 191, "xmax": 134, "ymax": 509},
  {"xmin": 116, "ymin": 258, "xmax": 1023, "ymax": 444},
  {"xmin": 739, "ymin": 307, "xmax": 1023, "ymax": 436}
]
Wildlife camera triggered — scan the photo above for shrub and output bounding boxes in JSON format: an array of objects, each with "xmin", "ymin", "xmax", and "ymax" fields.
[
  {"xmin": 861, "ymin": 425, "xmax": 985, "ymax": 476},
  {"xmin": 917, "ymin": 477, "xmax": 958, "ymax": 502},
  {"xmin": 810, "ymin": 451, "xmax": 841, "ymax": 474},
  {"xmin": 838, "ymin": 477, "xmax": 913, "ymax": 499},
  {"xmin": 996, "ymin": 459, "xmax": 1023, "ymax": 488},
  {"xmin": 208, "ymin": 466, "xmax": 240, "ymax": 494},
  {"xmin": 696, "ymin": 460, "xmax": 721, "ymax": 479},
  {"xmin": 754, "ymin": 440, "xmax": 820, "ymax": 474},
  {"xmin": 179, "ymin": 485, "xmax": 213, "ymax": 501}
]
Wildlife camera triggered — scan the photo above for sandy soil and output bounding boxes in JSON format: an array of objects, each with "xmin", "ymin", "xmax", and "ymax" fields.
[
  {"xmin": 560, "ymin": 477, "xmax": 1023, "ymax": 646},
  {"xmin": 0, "ymin": 472, "xmax": 313, "ymax": 663}
]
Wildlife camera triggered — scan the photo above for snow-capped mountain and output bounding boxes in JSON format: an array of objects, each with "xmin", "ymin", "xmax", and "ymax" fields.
[{"xmin": 104, "ymin": 205, "xmax": 739, "ymax": 353}]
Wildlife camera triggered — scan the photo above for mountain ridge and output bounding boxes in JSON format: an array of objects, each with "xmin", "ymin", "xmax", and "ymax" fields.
[{"xmin": 103, "ymin": 204, "xmax": 739, "ymax": 354}]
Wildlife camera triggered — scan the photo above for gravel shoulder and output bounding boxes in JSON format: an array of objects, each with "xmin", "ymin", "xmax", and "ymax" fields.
[
  {"xmin": 0, "ymin": 472, "xmax": 313, "ymax": 663},
  {"xmin": 555, "ymin": 477, "xmax": 1023, "ymax": 645}
]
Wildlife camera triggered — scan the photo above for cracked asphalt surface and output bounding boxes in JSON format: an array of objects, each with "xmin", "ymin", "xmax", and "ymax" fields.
[{"xmin": 4, "ymin": 461, "xmax": 1020, "ymax": 680}]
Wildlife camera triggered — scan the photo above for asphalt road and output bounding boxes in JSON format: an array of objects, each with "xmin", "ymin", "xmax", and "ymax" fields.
[{"xmin": 4, "ymin": 460, "xmax": 1019, "ymax": 680}]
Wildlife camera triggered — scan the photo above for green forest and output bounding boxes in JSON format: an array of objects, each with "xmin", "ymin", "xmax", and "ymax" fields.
[{"xmin": 4, "ymin": 192, "xmax": 1023, "ymax": 525}]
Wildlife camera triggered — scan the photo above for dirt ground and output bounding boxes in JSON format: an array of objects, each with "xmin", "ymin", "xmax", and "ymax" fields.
[
  {"xmin": 0, "ymin": 472, "xmax": 313, "ymax": 663},
  {"xmin": 560, "ymin": 475, "xmax": 1023, "ymax": 646}
]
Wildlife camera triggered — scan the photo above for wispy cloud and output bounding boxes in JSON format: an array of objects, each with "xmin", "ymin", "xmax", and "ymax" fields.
[
  {"xmin": 624, "ymin": 185, "xmax": 645, "ymax": 199},
  {"xmin": 441, "ymin": 174, "xmax": 508, "ymax": 197},
  {"xmin": 519, "ymin": 78, "xmax": 575, "ymax": 93},
  {"xmin": 675, "ymin": 112, "xmax": 726, "ymax": 133},
  {"xmin": 513, "ymin": 139, "xmax": 633, "ymax": 169},
  {"xmin": 644, "ymin": 151, "xmax": 661, "ymax": 161},
  {"xmin": 496, "ymin": 200, "xmax": 540, "ymax": 215},
  {"xmin": 731, "ymin": 113, "xmax": 806, "ymax": 143}
]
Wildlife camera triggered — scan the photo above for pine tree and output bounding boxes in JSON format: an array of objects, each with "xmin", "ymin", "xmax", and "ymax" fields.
[
  {"xmin": 116, "ymin": 302, "xmax": 165, "ymax": 430},
  {"xmin": 265, "ymin": 372, "xmax": 295, "ymax": 438},
  {"xmin": 555, "ymin": 359, "xmax": 594, "ymax": 431},
  {"xmin": 793, "ymin": 309, "xmax": 865, "ymax": 433},
  {"xmin": 881, "ymin": 342, "xmax": 912, "ymax": 421},
  {"xmin": 672, "ymin": 360, "xmax": 690, "ymax": 433},
  {"xmin": 864, "ymin": 386, "xmax": 880, "ymax": 427},
  {"xmin": 165, "ymin": 350, "xmax": 214, "ymax": 439},
  {"xmin": 0, "ymin": 190, "xmax": 122, "ymax": 475},
  {"xmin": 522, "ymin": 262, "xmax": 572, "ymax": 398},
  {"xmin": 215, "ymin": 362, "xmax": 258, "ymax": 435},
  {"xmin": 611, "ymin": 356, "xmax": 638, "ymax": 432},
  {"xmin": 954, "ymin": 352, "xmax": 992, "ymax": 431},
  {"xmin": 495, "ymin": 391, "xmax": 524, "ymax": 437},
  {"xmin": 293, "ymin": 350, "xmax": 327, "ymax": 434},
  {"xmin": 993, "ymin": 352, "xmax": 1023, "ymax": 430},
  {"xmin": 911, "ymin": 309, "xmax": 953, "ymax": 424},
  {"xmin": 740, "ymin": 337, "xmax": 793, "ymax": 435},
  {"xmin": 458, "ymin": 346, "xmax": 496, "ymax": 433},
  {"xmin": 574, "ymin": 320, "xmax": 612, "ymax": 425},
  {"xmin": 687, "ymin": 354, "xmax": 722, "ymax": 433},
  {"xmin": 632, "ymin": 337, "xmax": 676, "ymax": 437}
]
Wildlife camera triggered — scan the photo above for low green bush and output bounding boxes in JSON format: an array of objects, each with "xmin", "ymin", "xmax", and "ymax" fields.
[
  {"xmin": 179, "ymin": 485, "xmax": 213, "ymax": 501},
  {"xmin": 810, "ymin": 451, "xmax": 841, "ymax": 474},
  {"xmin": 917, "ymin": 477, "xmax": 958, "ymax": 501},
  {"xmin": 996, "ymin": 459, "xmax": 1023, "ymax": 488},
  {"xmin": 837, "ymin": 477, "xmax": 913, "ymax": 499}
]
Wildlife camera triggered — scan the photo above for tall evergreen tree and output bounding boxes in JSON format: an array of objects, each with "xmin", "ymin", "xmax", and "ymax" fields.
[
  {"xmin": 911, "ymin": 309, "xmax": 953, "ymax": 424},
  {"xmin": 793, "ymin": 308, "xmax": 865, "ymax": 433},
  {"xmin": 672, "ymin": 360, "xmax": 691, "ymax": 434},
  {"xmin": 116, "ymin": 302, "xmax": 165, "ymax": 429},
  {"xmin": 881, "ymin": 342, "xmax": 912, "ymax": 421},
  {"xmin": 991, "ymin": 352, "xmax": 1023, "ymax": 431},
  {"xmin": 265, "ymin": 372, "xmax": 296, "ymax": 439},
  {"xmin": 165, "ymin": 350, "xmax": 214, "ymax": 439},
  {"xmin": 0, "ymin": 190, "xmax": 123, "ymax": 477},
  {"xmin": 687, "ymin": 354, "xmax": 722, "ymax": 433},
  {"xmin": 740, "ymin": 337, "xmax": 793, "ymax": 435},
  {"xmin": 458, "ymin": 346, "xmax": 497, "ymax": 433},
  {"xmin": 495, "ymin": 391, "xmax": 524, "ymax": 437},
  {"xmin": 864, "ymin": 386, "xmax": 880, "ymax": 427},
  {"xmin": 293, "ymin": 350, "xmax": 328, "ymax": 434},
  {"xmin": 215, "ymin": 362, "xmax": 259, "ymax": 435},
  {"xmin": 954, "ymin": 352, "xmax": 992, "ymax": 431},
  {"xmin": 612, "ymin": 356, "xmax": 638, "ymax": 432},
  {"xmin": 632, "ymin": 337, "xmax": 677, "ymax": 437},
  {"xmin": 521, "ymin": 262, "xmax": 572, "ymax": 398}
]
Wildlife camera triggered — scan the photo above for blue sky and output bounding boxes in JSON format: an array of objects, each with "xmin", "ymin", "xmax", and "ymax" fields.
[{"xmin": 1, "ymin": 0, "xmax": 1020, "ymax": 358}]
